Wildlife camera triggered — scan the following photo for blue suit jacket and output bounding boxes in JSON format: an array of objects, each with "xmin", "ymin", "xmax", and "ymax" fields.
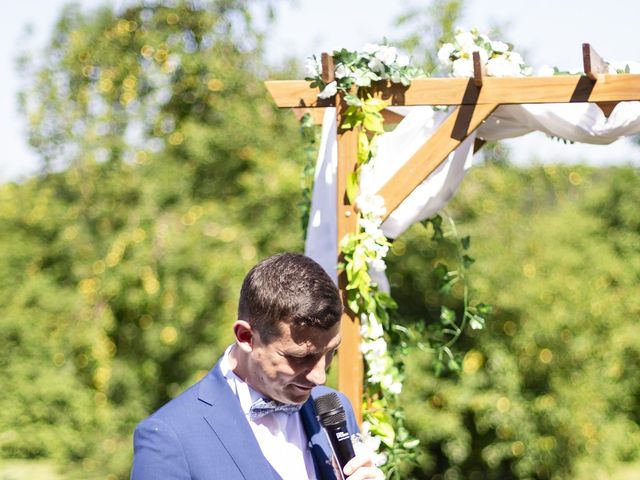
[{"xmin": 131, "ymin": 360, "xmax": 359, "ymax": 479}]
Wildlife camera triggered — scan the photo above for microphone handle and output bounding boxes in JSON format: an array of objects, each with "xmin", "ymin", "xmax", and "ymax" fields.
[{"xmin": 324, "ymin": 420, "xmax": 356, "ymax": 476}]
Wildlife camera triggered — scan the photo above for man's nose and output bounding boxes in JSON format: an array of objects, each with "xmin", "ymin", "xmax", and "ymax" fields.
[{"xmin": 306, "ymin": 355, "xmax": 327, "ymax": 386}]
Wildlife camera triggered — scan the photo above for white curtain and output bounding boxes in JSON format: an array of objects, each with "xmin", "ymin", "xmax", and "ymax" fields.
[{"xmin": 305, "ymin": 101, "xmax": 640, "ymax": 280}]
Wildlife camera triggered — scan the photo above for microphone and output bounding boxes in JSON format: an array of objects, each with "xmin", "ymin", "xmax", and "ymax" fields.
[{"xmin": 314, "ymin": 392, "xmax": 356, "ymax": 477}]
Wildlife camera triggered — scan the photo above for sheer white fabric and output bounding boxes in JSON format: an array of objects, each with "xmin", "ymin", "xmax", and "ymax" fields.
[{"xmin": 305, "ymin": 101, "xmax": 640, "ymax": 280}]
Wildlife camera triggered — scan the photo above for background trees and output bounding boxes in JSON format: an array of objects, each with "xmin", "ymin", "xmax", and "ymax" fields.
[{"xmin": 2, "ymin": 1, "xmax": 640, "ymax": 479}]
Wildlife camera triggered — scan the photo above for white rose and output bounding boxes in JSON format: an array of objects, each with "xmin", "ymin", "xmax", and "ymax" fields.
[
  {"xmin": 353, "ymin": 69, "xmax": 373, "ymax": 87},
  {"xmin": 490, "ymin": 40, "xmax": 509, "ymax": 53},
  {"xmin": 369, "ymin": 258, "xmax": 387, "ymax": 273},
  {"xmin": 368, "ymin": 57, "xmax": 384, "ymax": 73},
  {"xmin": 452, "ymin": 58, "xmax": 474, "ymax": 77},
  {"xmin": 486, "ymin": 57, "xmax": 521, "ymax": 77},
  {"xmin": 508, "ymin": 52, "xmax": 524, "ymax": 65},
  {"xmin": 304, "ymin": 57, "xmax": 321, "ymax": 78},
  {"xmin": 388, "ymin": 381, "xmax": 402, "ymax": 395},
  {"xmin": 437, "ymin": 43, "xmax": 456, "ymax": 65},
  {"xmin": 317, "ymin": 81, "xmax": 337, "ymax": 99},
  {"xmin": 455, "ymin": 31, "xmax": 476, "ymax": 51},
  {"xmin": 396, "ymin": 54, "xmax": 410, "ymax": 67},
  {"xmin": 334, "ymin": 63, "xmax": 348, "ymax": 79},
  {"xmin": 375, "ymin": 45, "xmax": 397, "ymax": 65},
  {"xmin": 535, "ymin": 65, "xmax": 554, "ymax": 76}
]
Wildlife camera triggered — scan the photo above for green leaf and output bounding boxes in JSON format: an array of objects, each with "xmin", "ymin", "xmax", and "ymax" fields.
[
  {"xmin": 461, "ymin": 235, "xmax": 471, "ymax": 250},
  {"xmin": 462, "ymin": 254, "xmax": 475, "ymax": 269},
  {"xmin": 346, "ymin": 170, "xmax": 359, "ymax": 203},
  {"xmin": 363, "ymin": 113, "xmax": 385, "ymax": 133},
  {"xmin": 357, "ymin": 131, "xmax": 370, "ymax": 164},
  {"xmin": 344, "ymin": 94, "xmax": 362, "ymax": 107}
]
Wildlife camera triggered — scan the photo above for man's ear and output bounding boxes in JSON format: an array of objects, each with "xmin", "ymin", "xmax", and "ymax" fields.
[{"xmin": 233, "ymin": 320, "xmax": 254, "ymax": 353}]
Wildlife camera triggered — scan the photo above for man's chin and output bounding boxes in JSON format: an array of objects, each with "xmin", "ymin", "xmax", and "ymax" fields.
[{"xmin": 285, "ymin": 384, "xmax": 314, "ymax": 404}]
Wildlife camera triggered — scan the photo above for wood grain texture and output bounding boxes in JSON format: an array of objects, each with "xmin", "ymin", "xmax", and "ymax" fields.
[
  {"xmin": 265, "ymin": 74, "xmax": 640, "ymax": 107},
  {"xmin": 334, "ymin": 93, "xmax": 363, "ymax": 424},
  {"xmin": 376, "ymin": 103, "xmax": 498, "ymax": 220},
  {"xmin": 583, "ymin": 43, "xmax": 609, "ymax": 80}
]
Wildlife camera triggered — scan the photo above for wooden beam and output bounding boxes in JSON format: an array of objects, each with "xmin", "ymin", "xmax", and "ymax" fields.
[
  {"xmin": 472, "ymin": 51, "xmax": 483, "ymax": 87},
  {"xmin": 335, "ymin": 93, "xmax": 363, "ymax": 424},
  {"xmin": 265, "ymin": 74, "xmax": 640, "ymax": 108},
  {"xmin": 376, "ymin": 102, "xmax": 498, "ymax": 220},
  {"xmin": 583, "ymin": 43, "xmax": 609, "ymax": 80},
  {"xmin": 582, "ymin": 43, "xmax": 619, "ymax": 118}
]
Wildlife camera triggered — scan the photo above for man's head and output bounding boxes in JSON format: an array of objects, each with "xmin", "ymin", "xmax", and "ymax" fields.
[{"xmin": 232, "ymin": 252, "xmax": 343, "ymax": 404}]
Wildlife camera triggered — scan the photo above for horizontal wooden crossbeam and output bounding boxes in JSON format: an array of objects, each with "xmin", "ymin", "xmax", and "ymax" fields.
[{"xmin": 265, "ymin": 73, "xmax": 640, "ymax": 108}]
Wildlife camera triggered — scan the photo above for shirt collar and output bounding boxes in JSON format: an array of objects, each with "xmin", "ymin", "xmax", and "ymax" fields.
[{"xmin": 220, "ymin": 344, "xmax": 263, "ymax": 415}]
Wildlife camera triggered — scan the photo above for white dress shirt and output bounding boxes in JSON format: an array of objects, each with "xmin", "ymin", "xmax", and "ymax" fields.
[{"xmin": 219, "ymin": 345, "xmax": 317, "ymax": 480}]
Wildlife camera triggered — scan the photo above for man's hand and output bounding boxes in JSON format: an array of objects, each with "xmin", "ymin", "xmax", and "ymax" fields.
[{"xmin": 342, "ymin": 452, "xmax": 384, "ymax": 479}]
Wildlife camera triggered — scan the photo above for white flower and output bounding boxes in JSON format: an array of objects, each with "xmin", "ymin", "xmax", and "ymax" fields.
[
  {"xmin": 452, "ymin": 58, "xmax": 474, "ymax": 77},
  {"xmin": 536, "ymin": 65, "xmax": 555, "ymax": 76},
  {"xmin": 375, "ymin": 45, "xmax": 397, "ymax": 65},
  {"xmin": 490, "ymin": 40, "xmax": 509, "ymax": 53},
  {"xmin": 369, "ymin": 258, "xmax": 387, "ymax": 273},
  {"xmin": 304, "ymin": 56, "xmax": 322, "ymax": 78},
  {"xmin": 437, "ymin": 43, "xmax": 456, "ymax": 65},
  {"xmin": 356, "ymin": 193, "xmax": 386, "ymax": 218},
  {"xmin": 396, "ymin": 54, "xmax": 410, "ymax": 67},
  {"xmin": 486, "ymin": 56, "xmax": 521, "ymax": 77},
  {"xmin": 334, "ymin": 63, "xmax": 349, "ymax": 79},
  {"xmin": 362, "ymin": 337, "xmax": 387, "ymax": 357},
  {"xmin": 455, "ymin": 31, "xmax": 476, "ymax": 52},
  {"xmin": 317, "ymin": 81, "xmax": 337, "ymax": 99},
  {"xmin": 352, "ymin": 69, "xmax": 374, "ymax": 87},
  {"xmin": 508, "ymin": 52, "xmax": 524, "ymax": 66},
  {"xmin": 368, "ymin": 57, "xmax": 385, "ymax": 73}
]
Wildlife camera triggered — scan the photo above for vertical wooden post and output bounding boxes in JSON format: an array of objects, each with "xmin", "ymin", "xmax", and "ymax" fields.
[{"xmin": 335, "ymin": 92, "xmax": 363, "ymax": 424}]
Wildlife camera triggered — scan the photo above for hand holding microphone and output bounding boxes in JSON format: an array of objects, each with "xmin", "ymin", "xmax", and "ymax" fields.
[{"xmin": 314, "ymin": 392, "xmax": 384, "ymax": 479}]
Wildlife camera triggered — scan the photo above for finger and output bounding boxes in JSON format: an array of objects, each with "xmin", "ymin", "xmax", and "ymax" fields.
[
  {"xmin": 342, "ymin": 465, "xmax": 384, "ymax": 480},
  {"xmin": 343, "ymin": 452, "xmax": 374, "ymax": 476}
]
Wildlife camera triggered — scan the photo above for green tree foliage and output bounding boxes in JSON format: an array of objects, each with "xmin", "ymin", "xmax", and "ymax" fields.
[
  {"xmin": 4, "ymin": 1, "xmax": 640, "ymax": 479},
  {"xmin": 4, "ymin": 1, "xmax": 302, "ymax": 477},
  {"xmin": 388, "ymin": 164, "xmax": 640, "ymax": 479}
]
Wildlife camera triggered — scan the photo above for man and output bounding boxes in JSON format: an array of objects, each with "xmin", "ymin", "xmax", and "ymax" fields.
[{"xmin": 131, "ymin": 252, "xmax": 383, "ymax": 479}]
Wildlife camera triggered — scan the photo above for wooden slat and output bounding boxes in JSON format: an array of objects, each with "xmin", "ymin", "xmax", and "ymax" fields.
[
  {"xmin": 335, "ymin": 93, "xmax": 363, "ymax": 424},
  {"xmin": 321, "ymin": 52, "xmax": 335, "ymax": 83},
  {"xmin": 376, "ymin": 103, "xmax": 498, "ymax": 220},
  {"xmin": 583, "ymin": 43, "xmax": 609, "ymax": 80},
  {"xmin": 265, "ymin": 74, "xmax": 640, "ymax": 107},
  {"xmin": 472, "ymin": 51, "xmax": 483, "ymax": 87}
]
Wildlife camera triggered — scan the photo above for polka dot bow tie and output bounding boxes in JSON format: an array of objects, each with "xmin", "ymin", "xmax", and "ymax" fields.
[{"xmin": 248, "ymin": 397, "xmax": 303, "ymax": 420}]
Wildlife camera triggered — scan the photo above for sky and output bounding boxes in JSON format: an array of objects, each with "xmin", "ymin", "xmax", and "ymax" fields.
[{"xmin": 1, "ymin": 0, "xmax": 639, "ymax": 182}]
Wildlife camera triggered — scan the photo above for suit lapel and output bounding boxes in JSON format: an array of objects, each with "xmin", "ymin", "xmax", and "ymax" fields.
[{"xmin": 198, "ymin": 364, "xmax": 280, "ymax": 480}]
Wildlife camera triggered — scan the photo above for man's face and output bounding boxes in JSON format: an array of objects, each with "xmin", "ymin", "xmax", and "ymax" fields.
[{"xmin": 245, "ymin": 322, "xmax": 341, "ymax": 405}]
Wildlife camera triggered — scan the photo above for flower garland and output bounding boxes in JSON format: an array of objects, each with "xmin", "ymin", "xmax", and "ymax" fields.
[
  {"xmin": 437, "ymin": 27, "xmax": 531, "ymax": 78},
  {"xmin": 304, "ymin": 35, "xmax": 503, "ymax": 474}
]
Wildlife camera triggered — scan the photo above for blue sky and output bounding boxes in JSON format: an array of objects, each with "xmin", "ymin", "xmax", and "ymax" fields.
[{"xmin": 2, "ymin": 0, "xmax": 639, "ymax": 182}]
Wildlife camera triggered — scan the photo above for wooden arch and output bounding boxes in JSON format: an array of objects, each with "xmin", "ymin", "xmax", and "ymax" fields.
[{"xmin": 265, "ymin": 45, "xmax": 640, "ymax": 422}]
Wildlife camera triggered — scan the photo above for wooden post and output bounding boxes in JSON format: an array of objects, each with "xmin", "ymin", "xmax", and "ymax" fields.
[{"xmin": 335, "ymin": 91, "xmax": 363, "ymax": 424}]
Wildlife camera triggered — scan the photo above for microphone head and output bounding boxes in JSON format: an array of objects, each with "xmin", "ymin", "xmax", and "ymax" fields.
[{"xmin": 314, "ymin": 392, "xmax": 347, "ymax": 426}]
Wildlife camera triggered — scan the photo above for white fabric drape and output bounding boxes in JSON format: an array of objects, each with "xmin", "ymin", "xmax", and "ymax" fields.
[{"xmin": 305, "ymin": 101, "xmax": 640, "ymax": 280}]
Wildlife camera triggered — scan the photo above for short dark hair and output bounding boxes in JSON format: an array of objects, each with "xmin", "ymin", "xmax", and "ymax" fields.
[{"xmin": 238, "ymin": 252, "xmax": 343, "ymax": 341}]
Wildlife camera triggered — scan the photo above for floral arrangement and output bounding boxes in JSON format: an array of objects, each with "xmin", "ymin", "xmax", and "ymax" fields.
[
  {"xmin": 437, "ymin": 27, "xmax": 531, "ymax": 78},
  {"xmin": 304, "ymin": 43, "xmax": 424, "ymax": 102},
  {"xmin": 303, "ymin": 39, "xmax": 493, "ymax": 476}
]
